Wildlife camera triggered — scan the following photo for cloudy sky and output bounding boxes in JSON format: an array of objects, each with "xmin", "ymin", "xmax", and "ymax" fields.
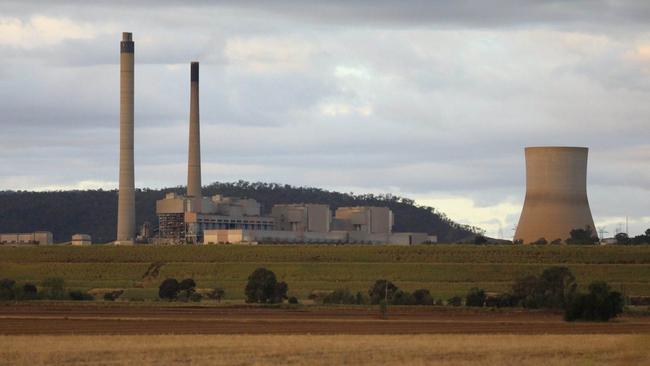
[{"xmin": 1, "ymin": 1, "xmax": 649, "ymax": 238}]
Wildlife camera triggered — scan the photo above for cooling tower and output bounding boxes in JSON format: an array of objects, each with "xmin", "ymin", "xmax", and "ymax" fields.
[
  {"xmin": 514, "ymin": 147, "xmax": 596, "ymax": 244},
  {"xmin": 187, "ymin": 61, "xmax": 202, "ymax": 198},
  {"xmin": 116, "ymin": 32, "xmax": 135, "ymax": 244}
]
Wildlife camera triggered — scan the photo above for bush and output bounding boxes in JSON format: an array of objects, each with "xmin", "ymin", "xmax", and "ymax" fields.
[
  {"xmin": 412, "ymin": 289, "xmax": 434, "ymax": 305},
  {"xmin": 447, "ymin": 296, "xmax": 462, "ymax": 306},
  {"xmin": 41, "ymin": 277, "xmax": 66, "ymax": 300},
  {"xmin": 159, "ymin": 278, "xmax": 180, "ymax": 300},
  {"xmin": 368, "ymin": 280, "xmax": 398, "ymax": 305},
  {"xmin": 189, "ymin": 292, "xmax": 203, "ymax": 302},
  {"xmin": 511, "ymin": 267, "xmax": 576, "ymax": 309},
  {"xmin": 102, "ymin": 290, "xmax": 123, "ymax": 301},
  {"xmin": 532, "ymin": 238, "xmax": 548, "ymax": 245},
  {"xmin": 466, "ymin": 287, "xmax": 486, "ymax": 307},
  {"xmin": 565, "ymin": 281, "xmax": 624, "ymax": 322},
  {"xmin": 0, "ymin": 278, "xmax": 16, "ymax": 300},
  {"xmin": 69, "ymin": 290, "xmax": 94, "ymax": 301},
  {"xmin": 288, "ymin": 296, "xmax": 299, "ymax": 304},
  {"xmin": 21, "ymin": 283, "xmax": 39, "ymax": 300},
  {"xmin": 392, "ymin": 290, "xmax": 416, "ymax": 305},
  {"xmin": 205, "ymin": 287, "xmax": 225, "ymax": 303},
  {"xmin": 566, "ymin": 226, "xmax": 599, "ymax": 245},
  {"xmin": 245, "ymin": 268, "xmax": 288, "ymax": 304},
  {"xmin": 355, "ymin": 291, "xmax": 368, "ymax": 305},
  {"xmin": 323, "ymin": 289, "xmax": 357, "ymax": 304},
  {"xmin": 178, "ymin": 278, "xmax": 196, "ymax": 291}
]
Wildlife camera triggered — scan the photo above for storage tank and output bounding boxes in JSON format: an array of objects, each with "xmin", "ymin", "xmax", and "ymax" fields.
[{"xmin": 514, "ymin": 147, "xmax": 597, "ymax": 244}]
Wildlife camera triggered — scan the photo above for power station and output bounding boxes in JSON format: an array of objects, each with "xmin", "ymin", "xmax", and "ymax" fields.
[
  {"xmin": 109, "ymin": 32, "xmax": 600, "ymax": 246},
  {"xmin": 514, "ymin": 147, "xmax": 597, "ymax": 244}
]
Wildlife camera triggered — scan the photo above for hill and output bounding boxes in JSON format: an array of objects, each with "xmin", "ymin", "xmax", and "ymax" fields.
[{"xmin": 0, "ymin": 181, "xmax": 480, "ymax": 243}]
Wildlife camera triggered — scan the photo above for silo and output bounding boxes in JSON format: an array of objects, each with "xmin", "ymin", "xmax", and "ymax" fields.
[{"xmin": 514, "ymin": 147, "xmax": 597, "ymax": 244}]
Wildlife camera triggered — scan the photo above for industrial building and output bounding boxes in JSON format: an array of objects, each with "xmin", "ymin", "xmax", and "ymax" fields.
[
  {"xmin": 0, "ymin": 232, "xmax": 53, "ymax": 245},
  {"xmin": 514, "ymin": 146, "xmax": 597, "ymax": 244},
  {"xmin": 110, "ymin": 32, "xmax": 435, "ymax": 246}
]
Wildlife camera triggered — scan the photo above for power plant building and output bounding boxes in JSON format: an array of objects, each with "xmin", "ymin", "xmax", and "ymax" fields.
[
  {"xmin": 0, "ymin": 232, "xmax": 53, "ymax": 245},
  {"xmin": 514, "ymin": 146, "xmax": 597, "ymax": 244},
  {"xmin": 111, "ymin": 32, "xmax": 435, "ymax": 246}
]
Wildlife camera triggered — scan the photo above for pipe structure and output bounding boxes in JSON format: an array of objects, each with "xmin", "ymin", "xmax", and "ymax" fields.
[
  {"xmin": 116, "ymin": 32, "xmax": 135, "ymax": 244},
  {"xmin": 187, "ymin": 61, "xmax": 202, "ymax": 198},
  {"xmin": 514, "ymin": 147, "xmax": 597, "ymax": 244}
]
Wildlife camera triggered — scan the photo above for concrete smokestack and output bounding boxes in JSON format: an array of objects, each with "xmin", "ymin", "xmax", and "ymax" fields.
[
  {"xmin": 514, "ymin": 147, "xmax": 597, "ymax": 244},
  {"xmin": 116, "ymin": 32, "xmax": 135, "ymax": 244},
  {"xmin": 187, "ymin": 61, "xmax": 202, "ymax": 198}
]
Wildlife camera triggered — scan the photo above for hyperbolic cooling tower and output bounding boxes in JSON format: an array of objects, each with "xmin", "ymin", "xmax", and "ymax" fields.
[
  {"xmin": 187, "ymin": 62, "xmax": 201, "ymax": 198},
  {"xmin": 514, "ymin": 147, "xmax": 596, "ymax": 244},
  {"xmin": 116, "ymin": 32, "xmax": 135, "ymax": 244}
]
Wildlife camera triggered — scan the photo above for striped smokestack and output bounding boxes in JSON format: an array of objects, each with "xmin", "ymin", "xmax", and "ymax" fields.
[
  {"xmin": 116, "ymin": 32, "xmax": 135, "ymax": 244},
  {"xmin": 187, "ymin": 61, "xmax": 201, "ymax": 198}
]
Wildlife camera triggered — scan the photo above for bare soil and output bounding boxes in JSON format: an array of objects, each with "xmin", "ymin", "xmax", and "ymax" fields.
[{"xmin": 1, "ymin": 303, "xmax": 649, "ymax": 335}]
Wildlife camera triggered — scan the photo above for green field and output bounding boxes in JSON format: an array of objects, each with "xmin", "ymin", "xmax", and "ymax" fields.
[{"xmin": 1, "ymin": 245, "xmax": 650, "ymax": 300}]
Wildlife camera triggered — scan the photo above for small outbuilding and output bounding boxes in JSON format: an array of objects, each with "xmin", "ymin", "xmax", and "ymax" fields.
[{"xmin": 71, "ymin": 234, "xmax": 92, "ymax": 246}]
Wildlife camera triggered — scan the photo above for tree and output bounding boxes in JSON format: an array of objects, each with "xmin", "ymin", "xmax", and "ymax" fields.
[
  {"xmin": 538, "ymin": 266, "xmax": 577, "ymax": 309},
  {"xmin": 474, "ymin": 235, "xmax": 488, "ymax": 245},
  {"xmin": 532, "ymin": 238, "xmax": 548, "ymax": 245},
  {"xmin": 178, "ymin": 278, "xmax": 196, "ymax": 291},
  {"xmin": 368, "ymin": 280, "xmax": 398, "ymax": 305},
  {"xmin": 323, "ymin": 289, "xmax": 356, "ymax": 304},
  {"xmin": 245, "ymin": 268, "xmax": 287, "ymax": 303},
  {"xmin": 158, "ymin": 278, "xmax": 179, "ymax": 300},
  {"xmin": 566, "ymin": 226, "xmax": 598, "ymax": 245},
  {"xmin": 615, "ymin": 232, "xmax": 630, "ymax": 245},
  {"xmin": 465, "ymin": 287, "xmax": 486, "ymax": 307},
  {"xmin": 565, "ymin": 281, "xmax": 624, "ymax": 322},
  {"xmin": 41, "ymin": 277, "xmax": 66, "ymax": 300},
  {"xmin": 0, "ymin": 278, "xmax": 16, "ymax": 300},
  {"xmin": 22, "ymin": 283, "xmax": 38, "ymax": 300},
  {"xmin": 412, "ymin": 289, "xmax": 434, "ymax": 305},
  {"xmin": 392, "ymin": 290, "xmax": 416, "ymax": 305},
  {"xmin": 447, "ymin": 296, "xmax": 462, "ymax": 306},
  {"xmin": 206, "ymin": 287, "xmax": 225, "ymax": 303},
  {"xmin": 511, "ymin": 267, "xmax": 576, "ymax": 309}
]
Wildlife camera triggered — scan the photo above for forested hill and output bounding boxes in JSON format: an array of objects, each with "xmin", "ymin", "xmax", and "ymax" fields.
[{"xmin": 0, "ymin": 181, "xmax": 482, "ymax": 243}]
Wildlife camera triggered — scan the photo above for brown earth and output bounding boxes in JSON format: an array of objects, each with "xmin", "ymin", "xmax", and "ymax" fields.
[{"xmin": 1, "ymin": 303, "xmax": 649, "ymax": 335}]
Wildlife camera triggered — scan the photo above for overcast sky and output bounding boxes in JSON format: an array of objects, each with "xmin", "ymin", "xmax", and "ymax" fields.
[{"xmin": 1, "ymin": 1, "xmax": 649, "ymax": 238}]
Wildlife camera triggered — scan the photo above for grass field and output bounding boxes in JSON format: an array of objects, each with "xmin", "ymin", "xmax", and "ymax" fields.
[
  {"xmin": 1, "ymin": 245, "xmax": 650, "ymax": 300},
  {"xmin": 1, "ymin": 334, "xmax": 649, "ymax": 365}
]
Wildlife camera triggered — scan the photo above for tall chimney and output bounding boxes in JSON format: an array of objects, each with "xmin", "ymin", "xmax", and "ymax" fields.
[
  {"xmin": 116, "ymin": 32, "xmax": 135, "ymax": 244},
  {"xmin": 187, "ymin": 61, "xmax": 202, "ymax": 198}
]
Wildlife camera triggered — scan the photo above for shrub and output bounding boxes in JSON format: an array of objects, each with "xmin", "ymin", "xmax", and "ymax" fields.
[
  {"xmin": 466, "ymin": 288, "xmax": 486, "ymax": 307},
  {"xmin": 245, "ymin": 268, "xmax": 288, "ymax": 303},
  {"xmin": 566, "ymin": 226, "xmax": 599, "ymax": 245},
  {"xmin": 69, "ymin": 290, "xmax": 94, "ymax": 301},
  {"xmin": 288, "ymin": 296, "xmax": 299, "ymax": 304},
  {"xmin": 323, "ymin": 289, "xmax": 356, "ymax": 304},
  {"xmin": 532, "ymin": 238, "xmax": 548, "ymax": 245},
  {"xmin": 41, "ymin": 277, "xmax": 66, "ymax": 300},
  {"xmin": 392, "ymin": 290, "xmax": 416, "ymax": 305},
  {"xmin": 565, "ymin": 281, "xmax": 624, "ymax": 322},
  {"xmin": 159, "ymin": 278, "xmax": 180, "ymax": 300},
  {"xmin": 189, "ymin": 292, "xmax": 203, "ymax": 302},
  {"xmin": 412, "ymin": 289, "xmax": 434, "ymax": 306},
  {"xmin": 447, "ymin": 296, "xmax": 462, "ymax": 306},
  {"xmin": 178, "ymin": 278, "xmax": 196, "ymax": 291},
  {"xmin": 205, "ymin": 287, "xmax": 225, "ymax": 303},
  {"xmin": 21, "ymin": 283, "xmax": 39, "ymax": 300},
  {"xmin": 355, "ymin": 291, "xmax": 368, "ymax": 305},
  {"xmin": 0, "ymin": 278, "xmax": 16, "ymax": 300},
  {"xmin": 368, "ymin": 280, "xmax": 398, "ymax": 305},
  {"xmin": 511, "ymin": 267, "xmax": 576, "ymax": 309}
]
